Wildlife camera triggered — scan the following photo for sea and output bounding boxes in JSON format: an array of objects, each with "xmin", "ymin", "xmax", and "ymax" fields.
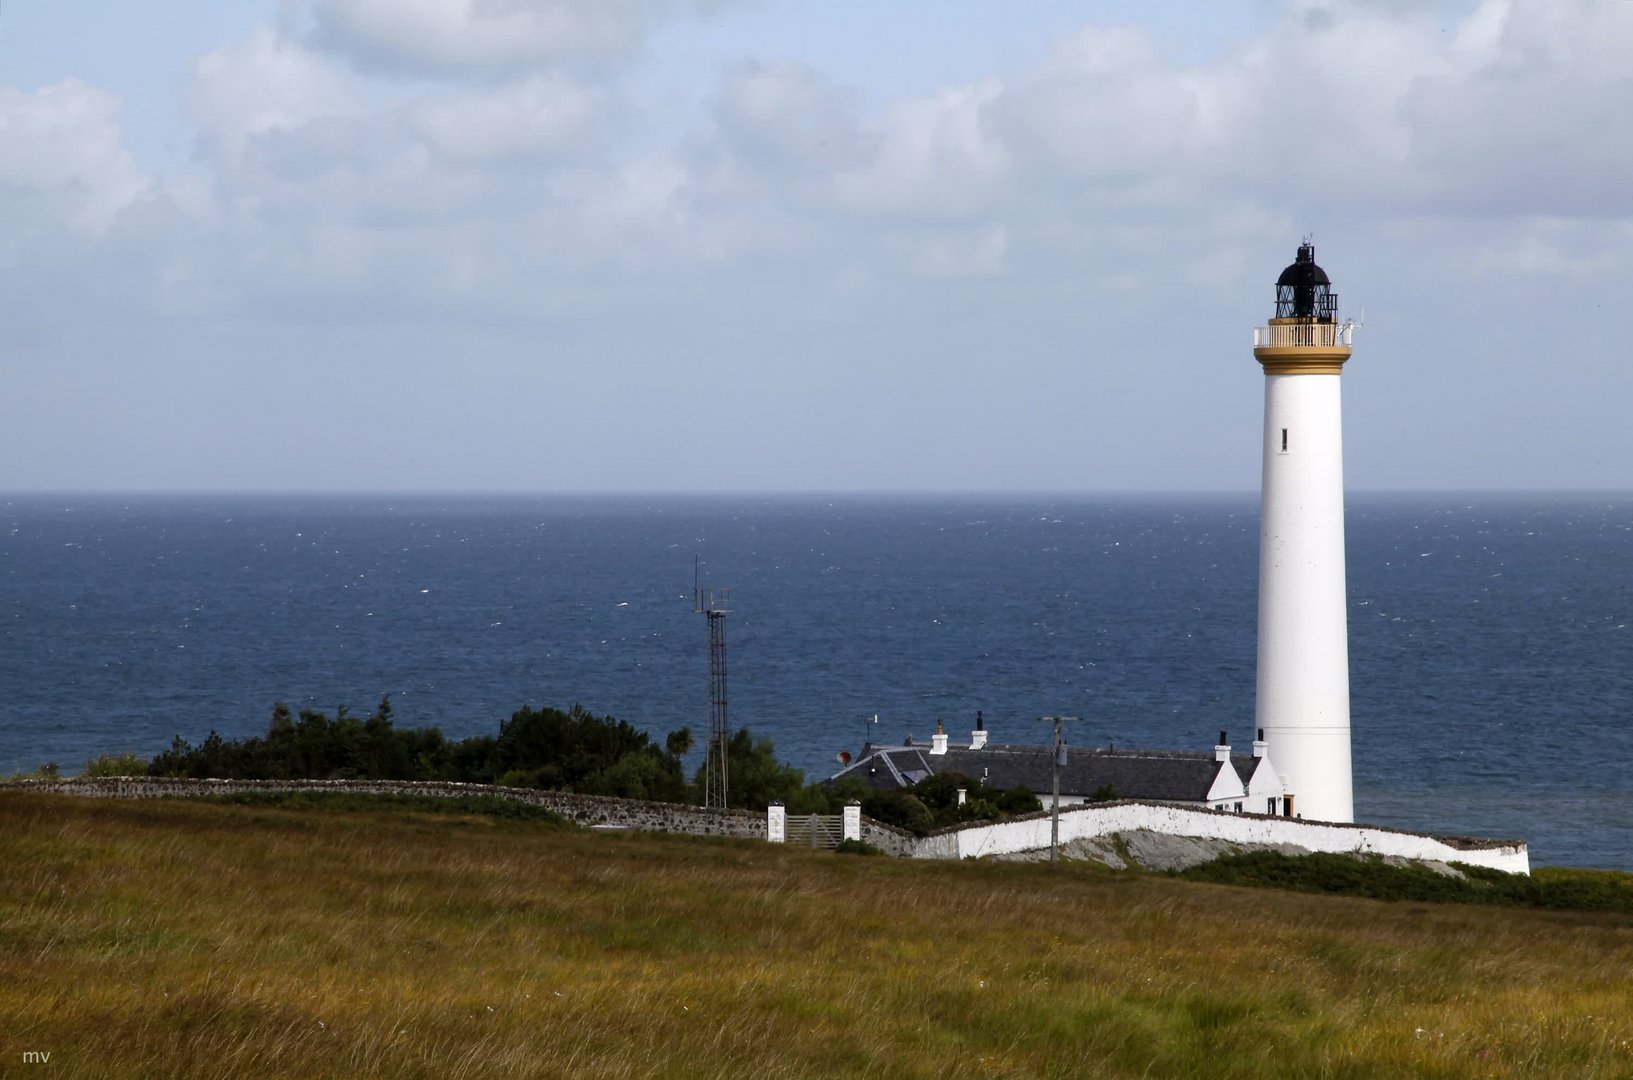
[{"xmin": 3, "ymin": 493, "xmax": 1630, "ymax": 870}]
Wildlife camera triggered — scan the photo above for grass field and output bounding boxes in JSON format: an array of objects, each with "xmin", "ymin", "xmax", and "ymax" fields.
[{"xmin": 2, "ymin": 792, "xmax": 1631, "ymax": 1078}]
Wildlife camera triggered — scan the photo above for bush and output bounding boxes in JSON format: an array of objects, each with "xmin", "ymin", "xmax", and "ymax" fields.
[
  {"xmin": 492, "ymin": 705, "xmax": 688, "ymax": 801},
  {"xmin": 995, "ymin": 786, "xmax": 1042, "ymax": 814},
  {"xmin": 703, "ymin": 729, "xmax": 806, "ymax": 811},
  {"xmin": 1182, "ymin": 851, "xmax": 1488, "ymax": 904},
  {"xmin": 1180, "ymin": 851, "xmax": 1633, "ymax": 914},
  {"xmin": 904, "ymin": 772, "xmax": 1039, "ymax": 829},
  {"xmin": 835, "ymin": 839, "xmax": 884, "ymax": 856},
  {"xmin": 83, "ymin": 753, "xmax": 149, "ymax": 778},
  {"xmin": 860, "ymin": 791, "xmax": 936, "ymax": 836}
]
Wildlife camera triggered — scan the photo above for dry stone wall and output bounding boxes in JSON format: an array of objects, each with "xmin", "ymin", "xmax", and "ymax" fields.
[{"xmin": 0, "ymin": 777, "xmax": 765, "ymax": 840}]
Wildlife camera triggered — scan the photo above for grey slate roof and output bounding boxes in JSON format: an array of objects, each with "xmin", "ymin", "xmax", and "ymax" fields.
[{"xmin": 828, "ymin": 742, "xmax": 1255, "ymax": 803}]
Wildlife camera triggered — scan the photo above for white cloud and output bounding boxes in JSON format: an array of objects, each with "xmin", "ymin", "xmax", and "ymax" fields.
[
  {"xmin": 0, "ymin": 80, "xmax": 149, "ymax": 230},
  {"xmin": 1393, "ymin": 0, "xmax": 1633, "ymax": 219},
  {"xmin": 834, "ymin": 79, "xmax": 1009, "ymax": 220},
  {"xmin": 982, "ymin": 0, "xmax": 1633, "ymax": 229},
  {"xmin": 710, "ymin": 60, "xmax": 866, "ymax": 177},
  {"xmin": 133, "ymin": 0, "xmax": 1629, "ymax": 331},
  {"xmin": 18, "ymin": 3, "xmax": 1633, "ymax": 347},
  {"xmin": 12, "ymin": 0, "xmax": 1633, "ymax": 493},
  {"xmin": 412, "ymin": 76, "xmax": 602, "ymax": 162},
  {"xmin": 189, "ymin": 27, "xmax": 374, "ymax": 162},
  {"xmin": 999, "ymin": 24, "xmax": 1214, "ymax": 182}
]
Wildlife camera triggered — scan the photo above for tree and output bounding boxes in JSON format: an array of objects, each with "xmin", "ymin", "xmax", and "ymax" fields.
[
  {"xmin": 492, "ymin": 705, "xmax": 687, "ymax": 801},
  {"xmin": 859, "ymin": 791, "xmax": 935, "ymax": 836},
  {"xmin": 709, "ymin": 729, "xmax": 805, "ymax": 810}
]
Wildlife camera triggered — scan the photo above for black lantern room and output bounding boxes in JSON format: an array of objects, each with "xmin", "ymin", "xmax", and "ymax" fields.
[{"xmin": 1275, "ymin": 241, "xmax": 1338, "ymax": 323}]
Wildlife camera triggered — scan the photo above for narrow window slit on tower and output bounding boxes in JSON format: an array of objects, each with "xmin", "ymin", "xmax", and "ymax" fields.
[{"xmin": 1280, "ymin": 428, "xmax": 1288, "ymax": 452}]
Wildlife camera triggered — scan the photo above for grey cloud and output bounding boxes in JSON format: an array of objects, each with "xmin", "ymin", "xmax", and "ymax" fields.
[
  {"xmin": 304, "ymin": 0, "xmax": 729, "ymax": 79},
  {"xmin": 413, "ymin": 76, "xmax": 605, "ymax": 164},
  {"xmin": 709, "ymin": 60, "xmax": 868, "ymax": 177}
]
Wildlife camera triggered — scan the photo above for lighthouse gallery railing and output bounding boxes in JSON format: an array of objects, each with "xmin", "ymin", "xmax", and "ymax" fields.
[{"xmin": 1253, "ymin": 322, "xmax": 1356, "ymax": 348}]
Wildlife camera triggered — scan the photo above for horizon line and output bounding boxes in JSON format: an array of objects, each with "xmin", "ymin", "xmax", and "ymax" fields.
[{"xmin": 4, "ymin": 487, "xmax": 1632, "ymax": 500}]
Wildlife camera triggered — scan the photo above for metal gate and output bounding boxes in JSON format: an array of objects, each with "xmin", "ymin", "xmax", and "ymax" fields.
[{"xmin": 783, "ymin": 813, "xmax": 844, "ymax": 849}]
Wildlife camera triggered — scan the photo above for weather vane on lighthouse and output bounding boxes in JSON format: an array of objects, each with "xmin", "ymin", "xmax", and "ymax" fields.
[{"xmin": 1251, "ymin": 239, "xmax": 1359, "ymax": 823}]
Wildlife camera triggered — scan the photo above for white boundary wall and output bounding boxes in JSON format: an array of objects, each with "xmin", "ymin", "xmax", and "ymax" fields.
[
  {"xmin": 923, "ymin": 801, "xmax": 1530, "ymax": 874},
  {"xmin": 0, "ymin": 779, "xmax": 1528, "ymax": 874}
]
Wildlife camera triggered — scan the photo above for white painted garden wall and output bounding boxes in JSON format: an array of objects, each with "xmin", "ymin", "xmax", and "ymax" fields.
[{"xmin": 928, "ymin": 801, "xmax": 1531, "ymax": 874}]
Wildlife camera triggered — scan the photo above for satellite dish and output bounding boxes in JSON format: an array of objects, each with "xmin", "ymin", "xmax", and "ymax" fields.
[{"xmin": 837, "ymin": 750, "xmax": 852, "ymax": 765}]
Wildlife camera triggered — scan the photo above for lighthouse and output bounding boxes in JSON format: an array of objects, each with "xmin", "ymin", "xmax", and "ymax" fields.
[{"xmin": 1252, "ymin": 241, "xmax": 1357, "ymax": 823}]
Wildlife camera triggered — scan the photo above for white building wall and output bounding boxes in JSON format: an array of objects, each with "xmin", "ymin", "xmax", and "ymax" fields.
[
  {"xmin": 1256, "ymin": 371, "xmax": 1354, "ymax": 823},
  {"xmin": 935, "ymin": 803, "xmax": 1529, "ymax": 874},
  {"xmin": 1245, "ymin": 756, "xmax": 1285, "ymax": 816},
  {"xmin": 1205, "ymin": 762, "xmax": 1247, "ymax": 805}
]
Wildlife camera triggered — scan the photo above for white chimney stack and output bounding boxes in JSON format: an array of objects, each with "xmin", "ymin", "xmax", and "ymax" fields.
[
  {"xmin": 970, "ymin": 709, "xmax": 988, "ymax": 750},
  {"xmin": 1253, "ymin": 727, "xmax": 1269, "ymax": 759},
  {"xmin": 1215, "ymin": 729, "xmax": 1231, "ymax": 763},
  {"xmin": 931, "ymin": 719, "xmax": 949, "ymax": 755}
]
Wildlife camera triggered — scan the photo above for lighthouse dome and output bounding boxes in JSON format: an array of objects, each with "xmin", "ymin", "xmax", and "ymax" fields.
[
  {"xmin": 1273, "ymin": 241, "xmax": 1338, "ymax": 322},
  {"xmin": 1276, "ymin": 244, "xmax": 1329, "ymax": 289}
]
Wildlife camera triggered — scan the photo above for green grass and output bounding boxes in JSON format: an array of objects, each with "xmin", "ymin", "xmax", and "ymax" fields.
[
  {"xmin": 3, "ymin": 792, "xmax": 1632, "ymax": 1078},
  {"xmin": 196, "ymin": 789, "xmax": 573, "ymax": 824}
]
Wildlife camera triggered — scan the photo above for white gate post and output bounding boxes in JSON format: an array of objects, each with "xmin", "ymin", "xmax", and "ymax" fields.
[
  {"xmin": 767, "ymin": 802, "xmax": 786, "ymax": 843},
  {"xmin": 843, "ymin": 801, "xmax": 861, "ymax": 843}
]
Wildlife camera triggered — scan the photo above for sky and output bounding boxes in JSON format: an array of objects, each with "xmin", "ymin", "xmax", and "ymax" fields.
[{"xmin": 2, "ymin": 0, "xmax": 1631, "ymax": 494}]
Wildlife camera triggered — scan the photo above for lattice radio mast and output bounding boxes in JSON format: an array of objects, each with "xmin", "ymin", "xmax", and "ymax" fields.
[{"xmin": 693, "ymin": 559, "xmax": 731, "ymax": 809}]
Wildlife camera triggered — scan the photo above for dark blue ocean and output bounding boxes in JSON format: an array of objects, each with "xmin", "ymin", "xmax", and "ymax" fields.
[{"xmin": 3, "ymin": 494, "xmax": 1629, "ymax": 870}]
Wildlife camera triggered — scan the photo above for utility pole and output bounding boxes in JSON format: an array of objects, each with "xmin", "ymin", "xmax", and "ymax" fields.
[{"xmin": 1041, "ymin": 716, "xmax": 1079, "ymax": 867}]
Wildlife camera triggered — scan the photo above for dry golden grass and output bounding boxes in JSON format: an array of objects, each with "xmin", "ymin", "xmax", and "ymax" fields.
[{"xmin": 2, "ymin": 792, "xmax": 1632, "ymax": 1078}]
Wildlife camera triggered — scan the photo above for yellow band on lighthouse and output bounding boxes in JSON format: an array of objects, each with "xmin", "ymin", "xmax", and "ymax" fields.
[
  {"xmin": 1253, "ymin": 348, "xmax": 1350, "ymax": 375},
  {"xmin": 1254, "ymin": 319, "xmax": 1351, "ymax": 374}
]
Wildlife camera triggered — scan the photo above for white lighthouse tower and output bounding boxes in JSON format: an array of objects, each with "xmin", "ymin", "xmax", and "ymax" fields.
[{"xmin": 1252, "ymin": 241, "xmax": 1357, "ymax": 823}]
